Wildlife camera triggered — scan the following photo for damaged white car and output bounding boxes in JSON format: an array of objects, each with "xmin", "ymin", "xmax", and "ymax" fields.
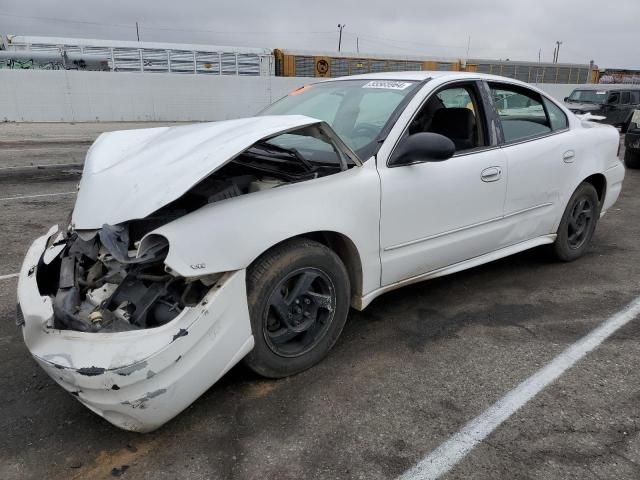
[{"xmin": 17, "ymin": 72, "xmax": 625, "ymax": 432}]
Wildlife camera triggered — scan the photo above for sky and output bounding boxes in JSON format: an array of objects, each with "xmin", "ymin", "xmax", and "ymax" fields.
[{"xmin": 0, "ymin": 0, "xmax": 638, "ymax": 70}]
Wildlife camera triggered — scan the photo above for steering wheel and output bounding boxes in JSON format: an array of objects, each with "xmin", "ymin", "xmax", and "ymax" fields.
[{"xmin": 352, "ymin": 124, "xmax": 379, "ymax": 139}]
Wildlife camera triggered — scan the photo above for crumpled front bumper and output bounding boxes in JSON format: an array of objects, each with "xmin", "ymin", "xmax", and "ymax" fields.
[{"xmin": 17, "ymin": 226, "xmax": 254, "ymax": 432}]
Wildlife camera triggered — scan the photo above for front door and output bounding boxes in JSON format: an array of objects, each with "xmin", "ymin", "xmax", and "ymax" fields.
[{"xmin": 378, "ymin": 81, "xmax": 509, "ymax": 286}]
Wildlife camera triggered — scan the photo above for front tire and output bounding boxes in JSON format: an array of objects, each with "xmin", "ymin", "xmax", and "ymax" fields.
[
  {"xmin": 244, "ymin": 238, "xmax": 350, "ymax": 378},
  {"xmin": 553, "ymin": 182, "xmax": 600, "ymax": 262}
]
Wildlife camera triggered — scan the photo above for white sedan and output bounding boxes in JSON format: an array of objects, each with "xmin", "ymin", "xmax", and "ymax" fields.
[{"xmin": 17, "ymin": 72, "xmax": 625, "ymax": 431}]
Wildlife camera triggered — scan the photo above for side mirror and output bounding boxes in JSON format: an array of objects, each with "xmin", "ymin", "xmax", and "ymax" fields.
[
  {"xmin": 389, "ymin": 132, "xmax": 456, "ymax": 167},
  {"xmin": 564, "ymin": 97, "xmax": 569, "ymax": 102}
]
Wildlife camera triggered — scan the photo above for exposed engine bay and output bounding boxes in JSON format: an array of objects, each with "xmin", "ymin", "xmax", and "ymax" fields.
[{"xmin": 37, "ymin": 134, "xmax": 346, "ymax": 333}]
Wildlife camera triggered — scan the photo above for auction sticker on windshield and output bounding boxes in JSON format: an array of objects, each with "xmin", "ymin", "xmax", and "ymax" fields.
[{"xmin": 363, "ymin": 80, "xmax": 413, "ymax": 90}]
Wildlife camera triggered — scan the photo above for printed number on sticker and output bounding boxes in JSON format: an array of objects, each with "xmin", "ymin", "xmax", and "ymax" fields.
[{"xmin": 363, "ymin": 81, "xmax": 413, "ymax": 90}]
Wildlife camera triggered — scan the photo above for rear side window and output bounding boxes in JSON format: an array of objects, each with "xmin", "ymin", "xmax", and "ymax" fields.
[
  {"xmin": 490, "ymin": 84, "xmax": 551, "ymax": 143},
  {"xmin": 543, "ymin": 98, "xmax": 568, "ymax": 131},
  {"xmin": 632, "ymin": 91, "xmax": 640, "ymax": 104}
]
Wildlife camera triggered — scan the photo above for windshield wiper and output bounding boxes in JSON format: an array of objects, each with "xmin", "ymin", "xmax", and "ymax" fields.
[{"xmin": 246, "ymin": 142, "xmax": 317, "ymax": 173}]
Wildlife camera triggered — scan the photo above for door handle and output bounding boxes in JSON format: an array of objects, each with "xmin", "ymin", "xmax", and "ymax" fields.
[
  {"xmin": 481, "ymin": 166, "xmax": 502, "ymax": 182},
  {"xmin": 563, "ymin": 150, "xmax": 575, "ymax": 163}
]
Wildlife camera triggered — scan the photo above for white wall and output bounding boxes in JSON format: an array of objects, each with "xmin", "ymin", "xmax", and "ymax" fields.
[
  {"xmin": 0, "ymin": 69, "xmax": 603, "ymax": 122},
  {"xmin": 0, "ymin": 70, "xmax": 312, "ymax": 122}
]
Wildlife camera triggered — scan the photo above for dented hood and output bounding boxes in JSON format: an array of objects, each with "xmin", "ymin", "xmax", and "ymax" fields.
[{"xmin": 72, "ymin": 115, "xmax": 322, "ymax": 229}]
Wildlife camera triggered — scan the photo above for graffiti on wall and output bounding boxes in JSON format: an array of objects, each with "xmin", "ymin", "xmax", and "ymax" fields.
[
  {"xmin": 599, "ymin": 71, "xmax": 640, "ymax": 84},
  {"xmin": 0, "ymin": 58, "xmax": 63, "ymax": 70},
  {"xmin": 0, "ymin": 57, "xmax": 108, "ymax": 71}
]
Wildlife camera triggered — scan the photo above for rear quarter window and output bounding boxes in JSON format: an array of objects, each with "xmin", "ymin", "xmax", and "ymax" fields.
[{"xmin": 543, "ymin": 98, "xmax": 568, "ymax": 131}]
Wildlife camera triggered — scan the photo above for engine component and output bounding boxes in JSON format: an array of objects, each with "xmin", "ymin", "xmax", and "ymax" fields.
[{"xmin": 46, "ymin": 224, "xmax": 208, "ymax": 333}]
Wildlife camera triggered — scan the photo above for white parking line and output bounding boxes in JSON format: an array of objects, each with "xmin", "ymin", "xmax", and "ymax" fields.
[
  {"xmin": 0, "ymin": 191, "xmax": 76, "ymax": 202},
  {"xmin": 398, "ymin": 296, "xmax": 640, "ymax": 480},
  {"xmin": 0, "ymin": 273, "xmax": 19, "ymax": 281}
]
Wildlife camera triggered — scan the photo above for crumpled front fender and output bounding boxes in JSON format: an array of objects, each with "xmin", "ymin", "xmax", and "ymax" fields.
[{"xmin": 147, "ymin": 159, "xmax": 382, "ymax": 296}]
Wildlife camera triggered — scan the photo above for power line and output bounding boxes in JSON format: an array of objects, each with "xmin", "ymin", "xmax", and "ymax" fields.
[
  {"xmin": 346, "ymin": 31, "xmax": 467, "ymax": 51},
  {"xmin": 0, "ymin": 13, "xmax": 334, "ymax": 36},
  {"xmin": 0, "ymin": 11, "xmax": 583, "ymax": 62},
  {"xmin": 0, "ymin": 12, "xmax": 134, "ymax": 29},
  {"xmin": 346, "ymin": 31, "xmax": 550, "ymax": 55}
]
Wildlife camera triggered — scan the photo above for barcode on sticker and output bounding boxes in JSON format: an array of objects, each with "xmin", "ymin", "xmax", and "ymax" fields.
[{"xmin": 363, "ymin": 81, "xmax": 413, "ymax": 90}]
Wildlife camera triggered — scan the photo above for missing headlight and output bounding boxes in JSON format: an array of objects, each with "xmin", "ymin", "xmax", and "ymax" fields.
[{"xmin": 45, "ymin": 224, "xmax": 210, "ymax": 333}]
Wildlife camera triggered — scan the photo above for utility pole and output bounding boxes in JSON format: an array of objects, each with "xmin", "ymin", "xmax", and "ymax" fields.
[
  {"xmin": 554, "ymin": 40, "xmax": 563, "ymax": 63},
  {"xmin": 337, "ymin": 24, "xmax": 346, "ymax": 52},
  {"xmin": 136, "ymin": 22, "xmax": 140, "ymax": 42},
  {"xmin": 465, "ymin": 35, "xmax": 471, "ymax": 64}
]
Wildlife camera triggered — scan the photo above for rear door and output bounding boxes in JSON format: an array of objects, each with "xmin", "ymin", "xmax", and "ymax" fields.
[{"xmin": 488, "ymin": 81, "xmax": 574, "ymax": 244}]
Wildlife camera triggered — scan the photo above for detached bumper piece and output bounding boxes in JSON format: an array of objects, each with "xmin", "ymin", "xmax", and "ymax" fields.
[{"xmin": 17, "ymin": 227, "xmax": 254, "ymax": 432}]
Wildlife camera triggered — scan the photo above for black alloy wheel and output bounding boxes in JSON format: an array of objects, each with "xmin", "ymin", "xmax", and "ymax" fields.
[
  {"xmin": 263, "ymin": 267, "xmax": 336, "ymax": 358},
  {"xmin": 553, "ymin": 182, "xmax": 600, "ymax": 262},
  {"xmin": 244, "ymin": 238, "xmax": 350, "ymax": 378},
  {"xmin": 567, "ymin": 197, "xmax": 595, "ymax": 250}
]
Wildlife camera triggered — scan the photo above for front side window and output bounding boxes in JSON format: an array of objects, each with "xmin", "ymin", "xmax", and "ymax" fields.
[
  {"xmin": 490, "ymin": 84, "xmax": 551, "ymax": 143},
  {"xmin": 406, "ymin": 83, "xmax": 487, "ymax": 152},
  {"xmin": 261, "ymin": 79, "xmax": 421, "ymax": 159},
  {"xmin": 608, "ymin": 92, "xmax": 620, "ymax": 104}
]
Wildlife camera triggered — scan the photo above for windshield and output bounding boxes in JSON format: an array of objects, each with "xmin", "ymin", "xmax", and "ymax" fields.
[
  {"xmin": 567, "ymin": 89, "xmax": 608, "ymax": 104},
  {"xmin": 260, "ymin": 79, "xmax": 421, "ymax": 159}
]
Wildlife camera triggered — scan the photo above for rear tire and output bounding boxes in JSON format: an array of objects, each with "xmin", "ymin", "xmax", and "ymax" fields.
[
  {"xmin": 624, "ymin": 149, "xmax": 640, "ymax": 169},
  {"xmin": 243, "ymin": 238, "xmax": 350, "ymax": 378},
  {"xmin": 553, "ymin": 182, "xmax": 600, "ymax": 262}
]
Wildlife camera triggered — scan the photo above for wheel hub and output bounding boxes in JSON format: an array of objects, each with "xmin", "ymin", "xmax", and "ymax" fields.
[
  {"xmin": 567, "ymin": 196, "xmax": 594, "ymax": 249},
  {"xmin": 263, "ymin": 268, "xmax": 336, "ymax": 357}
]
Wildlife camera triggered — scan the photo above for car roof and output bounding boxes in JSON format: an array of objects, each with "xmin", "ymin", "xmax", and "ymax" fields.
[{"xmin": 323, "ymin": 70, "xmax": 533, "ymax": 87}]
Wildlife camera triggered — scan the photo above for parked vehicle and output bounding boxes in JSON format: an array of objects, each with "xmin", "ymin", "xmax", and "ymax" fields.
[
  {"xmin": 17, "ymin": 72, "xmax": 625, "ymax": 432},
  {"xmin": 564, "ymin": 85, "xmax": 640, "ymax": 131},
  {"xmin": 624, "ymin": 109, "xmax": 640, "ymax": 168}
]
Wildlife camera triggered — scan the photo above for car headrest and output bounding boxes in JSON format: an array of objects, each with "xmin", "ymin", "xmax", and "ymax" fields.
[{"xmin": 429, "ymin": 108, "xmax": 476, "ymax": 141}]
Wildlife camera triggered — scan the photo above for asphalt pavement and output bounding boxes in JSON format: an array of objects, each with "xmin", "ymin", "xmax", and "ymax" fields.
[{"xmin": 0, "ymin": 124, "xmax": 638, "ymax": 480}]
